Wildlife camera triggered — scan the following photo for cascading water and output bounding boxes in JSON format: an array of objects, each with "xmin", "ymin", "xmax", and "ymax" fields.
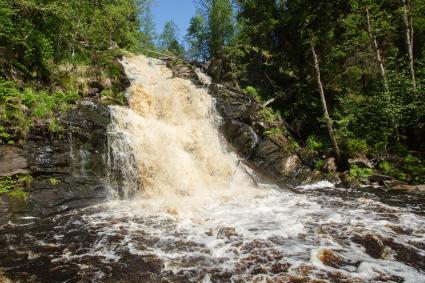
[
  {"xmin": 106, "ymin": 55, "xmax": 257, "ymax": 209},
  {"xmin": 1, "ymin": 55, "xmax": 425, "ymax": 282}
]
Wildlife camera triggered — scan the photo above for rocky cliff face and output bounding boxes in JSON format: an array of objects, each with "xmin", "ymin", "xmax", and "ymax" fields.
[{"xmin": 0, "ymin": 101, "xmax": 111, "ymax": 222}]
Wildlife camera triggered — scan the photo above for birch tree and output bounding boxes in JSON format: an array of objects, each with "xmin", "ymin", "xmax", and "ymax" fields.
[
  {"xmin": 401, "ymin": 0, "xmax": 416, "ymax": 90},
  {"xmin": 309, "ymin": 34, "xmax": 342, "ymax": 162}
]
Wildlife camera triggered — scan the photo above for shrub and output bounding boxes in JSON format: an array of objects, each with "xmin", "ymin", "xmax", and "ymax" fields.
[
  {"xmin": 345, "ymin": 138, "xmax": 368, "ymax": 156},
  {"xmin": 349, "ymin": 165, "xmax": 374, "ymax": 179},
  {"xmin": 243, "ymin": 86, "xmax": 262, "ymax": 102},
  {"xmin": 8, "ymin": 188, "xmax": 29, "ymax": 201},
  {"xmin": 48, "ymin": 118, "xmax": 65, "ymax": 138},
  {"xmin": 314, "ymin": 159, "xmax": 325, "ymax": 171},
  {"xmin": 306, "ymin": 135, "xmax": 328, "ymax": 151}
]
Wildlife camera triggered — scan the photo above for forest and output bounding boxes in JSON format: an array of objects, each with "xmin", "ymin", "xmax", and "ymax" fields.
[{"xmin": 1, "ymin": 0, "xmax": 425, "ymax": 185}]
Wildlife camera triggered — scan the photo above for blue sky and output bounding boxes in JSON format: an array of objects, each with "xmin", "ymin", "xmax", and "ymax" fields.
[{"xmin": 151, "ymin": 0, "xmax": 197, "ymax": 41}]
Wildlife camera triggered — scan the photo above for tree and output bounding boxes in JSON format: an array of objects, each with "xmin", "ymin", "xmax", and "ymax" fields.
[
  {"xmin": 185, "ymin": 14, "xmax": 209, "ymax": 62},
  {"xmin": 401, "ymin": 0, "xmax": 416, "ymax": 90},
  {"xmin": 310, "ymin": 34, "xmax": 342, "ymax": 162},
  {"xmin": 365, "ymin": 7, "xmax": 389, "ymax": 94},
  {"xmin": 158, "ymin": 21, "xmax": 185, "ymax": 57},
  {"xmin": 208, "ymin": 0, "xmax": 234, "ymax": 57},
  {"xmin": 139, "ymin": 1, "xmax": 157, "ymax": 49}
]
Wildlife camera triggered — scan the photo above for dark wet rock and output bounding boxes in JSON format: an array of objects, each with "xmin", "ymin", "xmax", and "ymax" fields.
[
  {"xmin": 348, "ymin": 155, "xmax": 373, "ymax": 168},
  {"xmin": 1, "ymin": 100, "xmax": 110, "ymax": 220},
  {"xmin": 352, "ymin": 234, "xmax": 392, "ymax": 259},
  {"xmin": 0, "ymin": 146, "xmax": 29, "ymax": 177},
  {"xmin": 323, "ymin": 157, "xmax": 337, "ymax": 174},
  {"xmin": 297, "ymin": 170, "xmax": 324, "ymax": 184},
  {"xmin": 221, "ymin": 119, "xmax": 258, "ymax": 157},
  {"xmin": 270, "ymin": 262, "xmax": 291, "ymax": 274},
  {"xmin": 216, "ymin": 227, "xmax": 238, "ymax": 239},
  {"xmin": 318, "ymin": 249, "xmax": 343, "ymax": 268},
  {"xmin": 368, "ymin": 174, "xmax": 394, "ymax": 185},
  {"xmin": 415, "ymin": 185, "xmax": 425, "ymax": 192},
  {"xmin": 337, "ymin": 172, "xmax": 353, "ymax": 188}
]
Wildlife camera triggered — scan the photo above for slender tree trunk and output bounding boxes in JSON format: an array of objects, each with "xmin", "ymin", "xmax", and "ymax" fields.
[
  {"xmin": 309, "ymin": 37, "xmax": 342, "ymax": 162},
  {"xmin": 366, "ymin": 8, "xmax": 389, "ymax": 93},
  {"xmin": 402, "ymin": 0, "xmax": 417, "ymax": 90},
  {"xmin": 365, "ymin": 7, "xmax": 399, "ymax": 141}
]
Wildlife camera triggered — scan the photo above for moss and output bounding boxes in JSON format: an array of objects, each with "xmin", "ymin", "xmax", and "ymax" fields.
[
  {"xmin": 48, "ymin": 118, "xmax": 65, "ymax": 138},
  {"xmin": 7, "ymin": 188, "xmax": 28, "ymax": 201},
  {"xmin": 264, "ymin": 127, "xmax": 284, "ymax": 138},
  {"xmin": 260, "ymin": 108, "xmax": 277, "ymax": 124},
  {"xmin": 18, "ymin": 175, "xmax": 33, "ymax": 187},
  {"xmin": 49, "ymin": 177, "xmax": 61, "ymax": 186}
]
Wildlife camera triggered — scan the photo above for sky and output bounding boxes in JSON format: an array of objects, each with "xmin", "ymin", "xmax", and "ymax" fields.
[{"xmin": 151, "ymin": 0, "xmax": 197, "ymax": 41}]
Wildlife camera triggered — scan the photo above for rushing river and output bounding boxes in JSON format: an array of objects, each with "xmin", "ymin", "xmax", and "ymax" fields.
[{"xmin": 1, "ymin": 56, "xmax": 425, "ymax": 282}]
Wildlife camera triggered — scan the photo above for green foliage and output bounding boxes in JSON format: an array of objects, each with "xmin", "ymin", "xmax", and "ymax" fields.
[
  {"xmin": 0, "ymin": 175, "xmax": 32, "ymax": 201},
  {"xmin": 48, "ymin": 118, "xmax": 64, "ymax": 137},
  {"xmin": 264, "ymin": 127, "xmax": 283, "ymax": 138},
  {"xmin": 18, "ymin": 175, "xmax": 33, "ymax": 187},
  {"xmin": 0, "ymin": 177, "xmax": 14, "ymax": 193},
  {"xmin": 159, "ymin": 21, "xmax": 184, "ymax": 57},
  {"xmin": 314, "ymin": 159, "xmax": 325, "ymax": 171},
  {"xmin": 402, "ymin": 155, "xmax": 425, "ymax": 183},
  {"xmin": 306, "ymin": 136, "xmax": 328, "ymax": 152},
  {"xmin": 49, "ymin": 177, "xmax": 61, "ymax": 186},
  {"xmin": 7, "ymin": 188, "xmax": 29, "ymax": 201},
  {"xmin": 344, "ymin": 138, "xmax": 369, "ymax": 156},
  {"xmin": 1, "ymin": 0, "xmax": 154, "ymax": 142},
  {"xmin": 243, "ymin": 86, "xmax": 261, "ymax": 102},
  {"xmin": 208, "ymin": 0, "xmax": 234, "ymax": 57},
  {"xmin": 186, "ymin": 14, "xmax": 209, "ymax": 62},
  {"xmin": 349, "ymin": 165, "xmax": 374, "ymax": 179},
  {"xmin": 186, "ymin": 0, "xmax": 234, "ymax": 59}
]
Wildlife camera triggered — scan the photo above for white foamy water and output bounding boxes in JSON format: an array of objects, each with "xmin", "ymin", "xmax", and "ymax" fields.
[{"xmin": 87, "ymin": 55, "xmax": 425, "ymax": 281}]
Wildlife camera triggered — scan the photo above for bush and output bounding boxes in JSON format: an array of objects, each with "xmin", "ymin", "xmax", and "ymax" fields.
[
  {"xmin": 344, "ymin": 138, "xmax": 368, "ymax": 156},
  {"xmin": 0, "ymin": 175, "xmax": 32, "ymax": 201},
  {"xmin": 349, "ymin": 165, "xmax": 374, "ymax": 179},
  {"xmin": 314, "ymin": 159, "xmax": 325, "ymax": 171},
  {"xmin": 0, "ymin": 80, "xmax": 79, "ymax": 142},
  {"xmin": 243, "ymin": 86, "xmax": 262, "ymax": 102},
  {"xmin": 306, "ymin": 135, "xmax": 328, "ymax": 151}
]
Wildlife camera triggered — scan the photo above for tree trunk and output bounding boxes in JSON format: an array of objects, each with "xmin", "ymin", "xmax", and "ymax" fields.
[
  {"xmin": 365, "ymin": 7, "xmax": 399, "ymax": 141},
  {"xmin": 309, "ymin": 37, "xmax": 342, "ymax": 162},
  {"xmin": 365, "ymin": 8, "xmax": 389, "ymax": 93},
  {"xmin": 402, "ymin": 0, "xmax": 417, "ymax": 90}
]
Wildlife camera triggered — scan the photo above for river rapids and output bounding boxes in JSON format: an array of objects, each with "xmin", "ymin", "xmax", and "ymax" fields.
[{"xmin": 1, "ymin": 56, "xmax": 425, "ymax": 282}]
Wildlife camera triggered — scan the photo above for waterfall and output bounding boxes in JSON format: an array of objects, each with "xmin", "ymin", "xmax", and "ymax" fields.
[
  {"xmin": 106, "ymin": 55, "xmax": 256, "ymax": 207},
  {"xmin": 2, "ymin": 55, "xmax": 424, "ymax": 282}
]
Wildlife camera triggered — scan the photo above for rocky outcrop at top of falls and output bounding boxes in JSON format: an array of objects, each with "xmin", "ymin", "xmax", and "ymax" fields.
[
  {"xmin": 0, "ymin": 100, "xmax": 110, "ymax": 222},
  {"xmin": 167, "ymin": 60, "xmax": 313, "ymax": 187}
]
